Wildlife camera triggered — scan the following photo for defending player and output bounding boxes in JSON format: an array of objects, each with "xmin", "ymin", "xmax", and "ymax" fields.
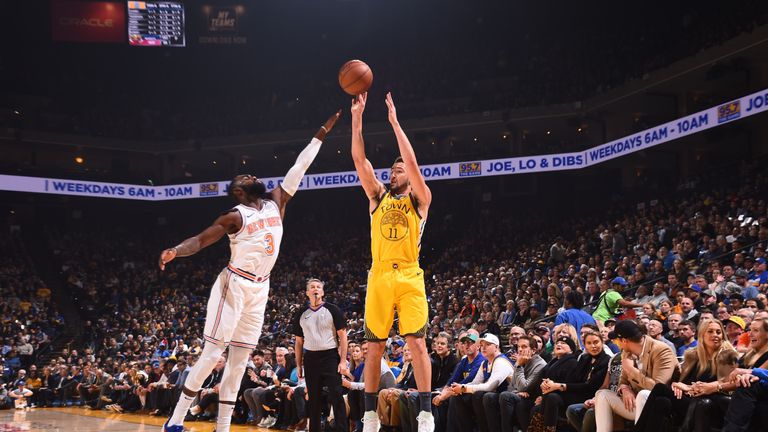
[
  {"xmin": 159, "ymin": 110, "xmax": 340, "ymax": 432},
  {"xmin": 350, "ymin": 92, "xmax": 434, "ymax": 432}
]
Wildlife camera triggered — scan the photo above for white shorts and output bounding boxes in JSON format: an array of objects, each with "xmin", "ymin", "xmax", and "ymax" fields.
[{"xmin": 203, "ymin": 267, "xmax": 270, "ymax": 350}]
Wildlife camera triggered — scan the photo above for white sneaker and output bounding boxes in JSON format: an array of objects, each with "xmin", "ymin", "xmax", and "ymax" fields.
[
  {"xmin": 362, "ymin": 411, "xmax": 380, "ymax": 432},
  {"xmin": 416, "ymin": 410, "xmax": 435, "ymax": 432},
  {"xmin": 258, "ymin": 415, "xmax": 276, "ymax": 428}
]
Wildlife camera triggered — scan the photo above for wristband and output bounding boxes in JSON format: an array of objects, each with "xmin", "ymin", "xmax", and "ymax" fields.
[{"xmin": 320, "ymin": 125, "xmax": 328, "ymax": 132}]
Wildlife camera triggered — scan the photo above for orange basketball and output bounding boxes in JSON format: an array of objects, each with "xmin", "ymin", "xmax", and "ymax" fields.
[{"xmin": 338, "ymin": 60, "xmax": 373, "ymax": 96}]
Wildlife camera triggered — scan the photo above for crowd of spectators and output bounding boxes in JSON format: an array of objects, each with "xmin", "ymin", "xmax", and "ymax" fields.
[
  {"xmin": 0, "ymin": 227, "xmax": 65, "ymax": 409},
  {"xmin": 7, "ymin": 2, "xmax": 767, "ymax": 140},
  {"xmin": 2, "ymin": 156, "xmax": 768, "ymax": 431}
]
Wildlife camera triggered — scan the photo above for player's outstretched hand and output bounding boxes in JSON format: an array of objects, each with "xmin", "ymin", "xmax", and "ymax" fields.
[
  {"xmin": 159, "ymin": 248, "xmax": 177, "ymax": 270},
  {"xmin": 384, "ymin": 92, "xmax": 398, "ymax": 124},
  {"xmin": 351, "ymin": 92, "xmax": 367, "ymax": 118},
  {"xmin": 323, "ymin": 110, "xmax": 342, "ymax": 134}
]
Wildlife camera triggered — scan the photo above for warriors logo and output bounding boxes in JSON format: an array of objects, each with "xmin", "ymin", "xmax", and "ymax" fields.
[{"xmin": 380, "ymin": 210, "xmax": 409, "ymax": 241}]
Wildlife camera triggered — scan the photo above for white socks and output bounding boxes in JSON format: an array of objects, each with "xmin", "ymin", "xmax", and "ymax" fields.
[
  {"xmin": 168, "ymin": 392, "xmax": 195, "ymax": 426},
  {"xmin": 216, "ymin": 403, "xmax": 236, "ymax": 432}
]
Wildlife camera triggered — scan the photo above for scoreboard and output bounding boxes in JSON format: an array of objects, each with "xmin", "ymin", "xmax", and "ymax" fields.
[{"xmin": 127, "ymin": 1, "xmax": 185, "ymax": 47}]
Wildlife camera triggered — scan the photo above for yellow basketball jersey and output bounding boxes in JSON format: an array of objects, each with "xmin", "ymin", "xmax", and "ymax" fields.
[{"xmin": 370, "ymin": 191, "xmax": 425, "ymax": 265}]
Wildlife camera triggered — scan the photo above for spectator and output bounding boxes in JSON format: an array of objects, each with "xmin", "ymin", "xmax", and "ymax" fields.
[
  {"xmin": 647, "ymin": 282, "xmax": 669, "ymax": 309},
  {"xmin": 527, "ymin": 330, "xmax": 609, "ymax": 432},
  {"xmin": 377, "ymin": 343, "xmax": 416, "ymax": 429},
  {"xmin": 431, "ymin": 330, "xmax": 484, "ymax": 432},
  {"xmin": 646, "ymin": 320, "xmax": 676, "ymax": 353},
  {"xmin": 566, "ymin": 338, "xmax": 625, "ymax": 432},
  {"xmin": 677, "ymin": 320, "xmax": 699, "ymax": 356},
  {"xmin": 149, "ymin": 358, "xmax": 186, "ymax": 417},
  {"xmin": 724, "ymin": 316, "xmax": 747, "ymax": 348},
  {"xmin": 446, "ymin": 334, "xmax": 513, "ymax": 432},
  {"xmin": 505, "ymin": 326, "xmax": 526, "ymax": 364},
  {"xmin": 592, "ymin": 278, "xmax": 642, "ymax": 324},
  {"xmin": 679, "ymin": 297, "xmax": 700, "ymax": 325},
  {"xmin": 9, "ymin": 381, "xmax": 33, "ymax": 409},
  {"xmin": 634, "ymin": 320, "xmax": 737, "ymax": 432},
  {"xmin": 241, "ymin": 349, "xmax": 275, "ymax": 427},
  {"xmin": 499, "ymin": 301, "xmax": 517, "ymax": 327},
  {"xmin": 515, "ymin": 337, "xmax": 579, "ymax": 431},
  {"xmin": 593, "ymin": 320, "xmax": 678, "ymax": 431},
  {"xmin": 484, "ymin": 335, "xmax": 546, "ymax": 432},
  {"xmin": 555, "ymin": 291, "xmax": 596, "ymax": 337},
  {"xmin": 665, "ymin": 313, "xmax": 683, "ymax": 347},
  {"xmin": 400, "ymin": 332, "xmax": 459, "ymax": 432}
]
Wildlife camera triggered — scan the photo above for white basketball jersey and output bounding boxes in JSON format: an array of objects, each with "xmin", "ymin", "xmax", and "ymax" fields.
[{"xmin": 228, "ymin": 201, "xmax": 283, "ymax": 277}]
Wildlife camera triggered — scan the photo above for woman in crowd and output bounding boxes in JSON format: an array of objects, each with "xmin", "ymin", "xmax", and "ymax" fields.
[
  {"xmin": 634, "ymin": 319, "xmax": 737, "ymax": 432},
  {"xmin": 657, "ymin": 299, "xmax": 673, "ymax": 330},
  {"xmin": 270, "ymin": 350, "xmax": 298, "ymax": 430},
  {"xmin": 545, "ymin": 298, "xmax": 560, "ymax": 319},
  {"xmin": 528, "ymin": 331, "xmax": 610, "ymax": 432},
  {"xmin": 567, "ymin": 336, "xmax": 624, "ymax": 432},
  {"xmin": 516, "ymin": 336, "xmax": 580, "ymax": 431},
  {"xmin": 552, "ymin": 324, "xmax": 579, "ymax": 349},
  {"xmin": 512, "ymin": 299, "xmax": 532, "ymax": 327},
  {"xmin": 641, "ymin": 303, "xmax": 657, "ymax": 320},
  {"xmin": 699, "ymin": 318, "xmax": 768, "ymax": 431},
  {"xmin": 531, "ymin": 334, "xmax": 552, "ymax": 363},
  {"xmin": 345, "ymin": 343, "xmax": 366, "ymax": 431}
]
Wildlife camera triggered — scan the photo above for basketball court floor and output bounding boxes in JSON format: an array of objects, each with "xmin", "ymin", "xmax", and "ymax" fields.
[{"xmin": 0, "ymin": 407, "xmax": 277, "ymax": 431}]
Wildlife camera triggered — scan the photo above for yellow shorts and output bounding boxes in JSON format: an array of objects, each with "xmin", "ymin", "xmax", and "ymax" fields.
[{"xmin": 364, "ymin": 262, "xmax": 428, "ymax": 340}]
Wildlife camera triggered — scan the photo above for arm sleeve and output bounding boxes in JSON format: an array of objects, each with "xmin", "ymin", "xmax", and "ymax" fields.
[
  {"xmin": 280, "ymin": 138, "xmax": 322, "ymax": 196},
  {"xmin": 513, "ymin": 359, "xmax": 545, "ymax": 392},
  {"xmin": 466, "ymin": 358, "xmax": 513, "ymax": 393},
  {"xmin": 292, "ymin": 308, "xmax": 305, "ymax": 337},
  {"xmin": 627, "ymin": 346, "xmax": 678, "ymax": 391},
  {"xmin": 327, "ymin": 303, "xmax": 347, "ymax": 330},
  {"xmin": 564, "ymin": 356, "xmax": 609, "ymax": 394},
  {"xmin": 446, "ymin": 358, "xmax": 465, "ymax": 386},
  {"xmin": 554, "ymin": 313, "xmax": 566, "ymax": 327},
  {"xmin": 751, "ymin": 368, "xmax": 768, "ymax": 384}
]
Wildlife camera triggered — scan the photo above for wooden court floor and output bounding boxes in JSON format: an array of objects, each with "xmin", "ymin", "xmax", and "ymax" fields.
[{"xmin": 0, "ymin": 407, "xmax": 280, "ymax": 431}]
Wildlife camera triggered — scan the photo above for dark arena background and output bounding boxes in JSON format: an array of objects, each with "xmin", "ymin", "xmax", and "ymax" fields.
[{"xmin": 2, "ymin": 1, "xmax": 768, "ymax": 431}]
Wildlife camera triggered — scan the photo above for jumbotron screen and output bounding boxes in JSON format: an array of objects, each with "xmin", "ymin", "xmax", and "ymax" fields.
[{"xmin": 127, "ymin": 1, "xmax": 185, "ymax": 47}]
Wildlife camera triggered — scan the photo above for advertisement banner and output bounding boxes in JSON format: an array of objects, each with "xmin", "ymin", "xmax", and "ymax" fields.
[
  {"xmin": 51, "ymin": 1, "xmax": 125, "ymax": 43},
  {"xmin": 2, "ymin": 88, "xmax": 767, "ymax": 201}
]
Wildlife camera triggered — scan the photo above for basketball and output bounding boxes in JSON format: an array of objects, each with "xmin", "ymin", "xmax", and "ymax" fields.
[{"xmin": 338, "ymin": 60, "xmax": 373, "ymax": 96}]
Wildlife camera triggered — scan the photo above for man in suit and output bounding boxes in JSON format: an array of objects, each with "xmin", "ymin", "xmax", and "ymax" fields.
[{"xmin": 593, "ymin": 320, "xmax": 679, "ymax": 432}]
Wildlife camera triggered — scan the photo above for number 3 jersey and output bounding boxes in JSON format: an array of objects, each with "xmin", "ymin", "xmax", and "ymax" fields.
[
  {"xmin": 370, "ymin": 191, "xmax": 426, "ymax": 266},
  {"xmin": 228, "ymin": 201, "xmax": 283, "ymax": 277}
]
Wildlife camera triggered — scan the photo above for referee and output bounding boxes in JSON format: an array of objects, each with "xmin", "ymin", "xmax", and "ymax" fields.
[{"xmin": 293, "ymin": 278, "xmax": 349, "ymax": 432}]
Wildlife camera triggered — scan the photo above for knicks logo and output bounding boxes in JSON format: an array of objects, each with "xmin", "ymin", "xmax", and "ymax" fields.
[{"xmin": 380, "ymin": 210, "xmax": 409, "ymax": 241}]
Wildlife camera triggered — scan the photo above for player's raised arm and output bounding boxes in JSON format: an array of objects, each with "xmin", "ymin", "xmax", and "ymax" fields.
[
  {"xmin": 350, "ymin": 92, "xmax": 385, "ymax": 206},
  {"xmin": 158, "ymin": 211, "xmax": 241, "ymax": 270},
  {"xmin": 271, "ymin": 110, "xmax": 341, "ymax": 214},
  {"xmin": 385, "ymin": 92, "xmax": 432, "ymax": 208}
]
